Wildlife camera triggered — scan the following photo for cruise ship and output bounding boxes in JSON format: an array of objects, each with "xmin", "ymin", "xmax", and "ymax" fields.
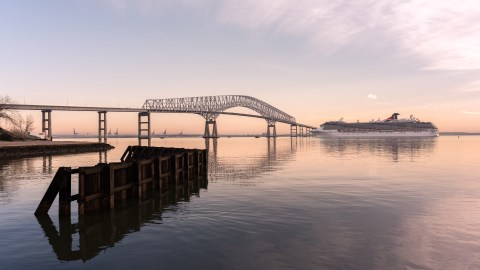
[{"xmin": 311, "ymin": 113, "xmax": 438, "ymax": 137}]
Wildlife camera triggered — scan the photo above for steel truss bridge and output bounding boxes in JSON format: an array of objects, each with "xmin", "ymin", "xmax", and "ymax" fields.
[{"xmin": 1, "ymin": 95, "xmax": 315, "ymax": 145}]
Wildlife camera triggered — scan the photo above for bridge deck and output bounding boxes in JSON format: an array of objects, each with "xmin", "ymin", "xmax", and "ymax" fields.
[{"xmin": 1, "ymin": 103, "xmax": 316, "ymax": 128}]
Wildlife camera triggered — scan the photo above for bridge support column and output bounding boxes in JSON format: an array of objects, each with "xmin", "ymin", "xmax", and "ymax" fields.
[
  {"xmin": 300, "ymin": 126, "xmax": 305, "ymax": 137},
  {"xmin": 41, "ymin": 110, "xmax": 52, "ymax": 141},
  {"xmin": 266, "ymin": 122, "xmax": 276, "ymax": 138},
  {"xmin": 290, "ymin": 125, "xmax": 297, "ymax": 137},
  {"xmin": 98, "ymin": 111, "xmax": 107, "ymax": 143},
  {"xmin": 202, "ymin": 115, "xmax": 219, "ymax": 139},
  {"xmin": 138, "ymin": 112, "xmax": 151, "ymax": 146}
]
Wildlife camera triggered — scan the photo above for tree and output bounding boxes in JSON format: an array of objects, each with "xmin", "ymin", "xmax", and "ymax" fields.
[
  {"xmin": 1, "ymin": 96, "xmax": 35, "ymax": 139},
  {"xmin": 11, "ymin": 115, "xmax": 35, "ymax": 138},
  {"xmin": 0, "ymin": 95, "xmax": 17, "ymax": 125}
]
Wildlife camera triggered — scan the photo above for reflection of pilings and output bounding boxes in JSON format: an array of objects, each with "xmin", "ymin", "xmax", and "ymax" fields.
[
  {"xmin": 138, "ymin": 112, "xmax": 151, "ymax": 146},
  {"xmin": 41, "ymin": 110, "xmax": 52, "ymax": 141},
  {"xmin": 99, "ymin": 151, "xmax": 107, "ymax": 164},
  {"xmin": 290, "ymin": 137, "xmax": 297, "ymax": 153},
  {"xmin": 36, "ymin": 177, "xmax": 208, "ymax": 262},
  {"xmin": 43, "ymin": 155, "xmax": 52, "ymax": 174},
  {"xmin": 98, "ymin": 111, "xmax": 107, "ymax": 143},
  {"xmin": 204, "ymin": 138, "xmax": 217, "ymax": 160},
  {"xmin": 267, "ymin": 138, "xmax": 276, "ymax": 161},
  {"xmin": 207, "ymin": 138, "xmax": 297, "ymax": 184}
]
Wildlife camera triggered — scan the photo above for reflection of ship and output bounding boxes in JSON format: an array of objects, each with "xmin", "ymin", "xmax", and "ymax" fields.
[
  {"xmin": 319, "ymin": 137, "xmax": 436, "ymax": 162},
  {"xmin": 312, "ymin": 113, "xmax": 438, "ymax": 137}
]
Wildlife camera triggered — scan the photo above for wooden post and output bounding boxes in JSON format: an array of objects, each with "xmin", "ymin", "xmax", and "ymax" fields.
[
  {"xmin": 135, "ymin": 161, "xmax": 142, "ymax": 198},
  {"xmin": 35, "ymin": 167, "xmax": 71, "ymax": 216},
  {"xmin": 78, "ymin": 169, "xmax": 86, "ymax": 216},
  {"xmin": 59, "ymin": 168, "xmax": 72, "ymax": 216}
]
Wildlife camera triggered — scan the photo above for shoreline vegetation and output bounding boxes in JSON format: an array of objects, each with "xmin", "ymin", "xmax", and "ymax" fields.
[{"xmin": 0, "ymin": 127, "xmax": 114, "ymax": 159}]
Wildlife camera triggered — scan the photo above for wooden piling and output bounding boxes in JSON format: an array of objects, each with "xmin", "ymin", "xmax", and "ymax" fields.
[
  {"xmin": 36, "ymin": 146, "xmax": 208, "ymax": 216},
  {"xmin": 35, "ymin": 167, "xmax": 71, "ymax": 216}
]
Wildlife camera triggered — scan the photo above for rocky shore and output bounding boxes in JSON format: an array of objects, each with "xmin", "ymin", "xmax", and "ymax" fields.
[{"xmin": 0, "ymin": 141, "xmax": 114, "ymax": 159}]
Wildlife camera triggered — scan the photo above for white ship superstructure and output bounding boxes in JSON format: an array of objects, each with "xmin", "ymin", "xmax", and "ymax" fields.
[{"xmin": 312, "ymin": 113, "xmax": 438, "ymax": 137}]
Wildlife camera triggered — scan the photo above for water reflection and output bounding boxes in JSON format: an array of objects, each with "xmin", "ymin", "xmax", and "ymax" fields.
[
  {"xmin": 99, "ymin": 151, "xmax": 108, "ymax": 164},
  {"xmin": 205, "ymin": 138, "xmax": 297, "ymax": 184},
  {"xmin": 37, "ymin": 177, "xmax": 207, "ymax": 262},
  {"xmin": 42, "ymin": 155, "xmax": 53, "ymax": 173},
  {"xmin": 320, "ymin": 137, "xmax": 437, "ymax": 162}
]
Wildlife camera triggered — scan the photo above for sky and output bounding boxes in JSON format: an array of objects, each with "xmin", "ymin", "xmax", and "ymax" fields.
[{"xmin": 1, "ymin": 0, "xmax": 480, "ymax": 134}]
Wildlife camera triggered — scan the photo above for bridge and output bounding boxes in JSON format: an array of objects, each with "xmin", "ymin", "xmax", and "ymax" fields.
[{"xmin": 0, "ymin": 95, "xmax": 316, "ymax": 145}]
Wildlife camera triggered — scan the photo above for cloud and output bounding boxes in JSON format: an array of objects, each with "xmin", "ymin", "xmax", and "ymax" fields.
[
  {"xmin": 104, "ymin": 0, "xmax": 480, "ymax": 70},
  {"xmin": 367, "ymin": 94, "xmax": 377, "ymax": 100},
  {"xmin": 461, "ymin": 111, "xmax": 480, "ymax": 115},
  {"xmin": 458, "ymin": 81, "xmax": 480, "ymax": 92}
]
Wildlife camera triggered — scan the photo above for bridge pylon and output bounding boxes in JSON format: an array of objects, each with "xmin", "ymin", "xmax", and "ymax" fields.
[
  {"xmin": 41, "ymin": 110, "xmax": 52, "ymax": 141},
  {"xmin": 138, "ymin": 112, "xmax": 151, "ymax": 146},
  {"xmin": 98, "ymin": 111, "xmax": 107, "ymax": 143},
  {"xmin": 202, "ymin": 113, "xmax": 219, "ymax": 139},
  {"xmin": 266, "ymin": 120, "xmax": 276, "ymax": 138},
  {"xmin": 290, "ymin": 124, "xmax": 297, "ymax": 137}
]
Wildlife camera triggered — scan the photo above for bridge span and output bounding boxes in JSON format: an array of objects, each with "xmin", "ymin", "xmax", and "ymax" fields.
[{"xmin": 0, "ymin": 95, "xmax": 315, "ymax": 145}]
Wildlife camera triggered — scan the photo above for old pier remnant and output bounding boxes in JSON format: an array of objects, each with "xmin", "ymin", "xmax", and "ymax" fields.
[{"xmin": 35, "ymin": 146, "xmax": 207, "ymax": 216}]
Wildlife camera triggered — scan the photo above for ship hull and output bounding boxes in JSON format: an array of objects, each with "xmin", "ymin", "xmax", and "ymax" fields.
[{"xmin": 311, "ymin": 129, "xmax": 438, "ymax": 137}]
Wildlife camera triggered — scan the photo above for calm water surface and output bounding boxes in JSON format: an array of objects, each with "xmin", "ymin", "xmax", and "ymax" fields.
[{"xmin": 1, "ymin": 136, "xmax": 479, "ymax": 269}]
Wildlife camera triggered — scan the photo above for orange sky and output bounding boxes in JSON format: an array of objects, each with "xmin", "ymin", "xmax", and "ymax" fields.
[{"xmin": 2, "ymin": 1, "xmax": 480, "ymax": 134}]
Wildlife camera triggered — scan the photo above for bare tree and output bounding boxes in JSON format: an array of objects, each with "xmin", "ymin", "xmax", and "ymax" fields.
[
  {"xmin": 24, "ymin": 115, "xmax": 35, "ymax": 135},
  {"xmin": 0, "ymin": 95, "xmax": 17, "ymax": 125},
  {"xmin": 11, "ymin": 114, "xmax": 35, "ymax": 139}
]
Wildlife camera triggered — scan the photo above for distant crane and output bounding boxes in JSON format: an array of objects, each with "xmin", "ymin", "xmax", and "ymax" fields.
[{"xmin": 73, "ymin": 128, "xmax": 78, "ymax": 135}]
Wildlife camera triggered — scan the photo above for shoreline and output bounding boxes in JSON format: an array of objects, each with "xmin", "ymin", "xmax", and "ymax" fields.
[{"xmin": 0, "ymin": 140, "xmax": 114, "ymax": 159}]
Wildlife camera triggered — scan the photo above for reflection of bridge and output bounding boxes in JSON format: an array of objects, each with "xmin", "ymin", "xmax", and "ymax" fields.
[
  {"xmin": 205, "ymin": 138, "xmax": 299, "ymax": 185},
  {"xmin": 0, "ymin": 95, "xmax": 315, "ymax": 145}
]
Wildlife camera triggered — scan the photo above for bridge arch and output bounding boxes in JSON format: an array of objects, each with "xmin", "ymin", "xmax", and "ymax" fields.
[
  {"xmin": 142, "ymin": 95, "xmax": 296, "ymax": 123},
  {"xmin": 142, "ymin": 95, "xmax": 297, "ymax": 138}
]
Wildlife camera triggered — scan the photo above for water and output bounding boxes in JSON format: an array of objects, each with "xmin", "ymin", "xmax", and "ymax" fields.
[{"xmin": 1, "ymin": 136, "xmax": 479, "ymax": 269}]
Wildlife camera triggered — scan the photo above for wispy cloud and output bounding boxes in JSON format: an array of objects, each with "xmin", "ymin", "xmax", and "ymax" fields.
[
  {"xmin": 462, "ymin": 110, "xmax": 480, "ymax": 115},
  {"xmin": 367, "ymin": 94, "xmax": 377, "ymax": 100},
  {"xmin": 458, "ymin": 81, "xmax": 480, "ymax": 92},
  {"xmin": 104, "ymin": 0, "xmax": 480, "ymax": 70}
]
